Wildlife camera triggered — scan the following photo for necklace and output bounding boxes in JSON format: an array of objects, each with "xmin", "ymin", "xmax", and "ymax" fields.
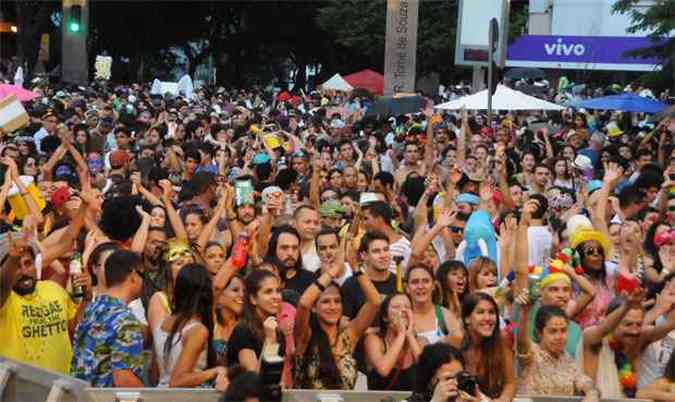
[{"xmin": 608, "ymin": 336, "xmax": 637, "ymax": 397}]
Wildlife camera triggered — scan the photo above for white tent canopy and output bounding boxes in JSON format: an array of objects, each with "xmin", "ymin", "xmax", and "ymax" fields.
[
  {"xmin": 435, "ymin": 85, "xmax": 564, "ymax": 111},
  {"xmin": 321, "ymin": 73, "xmax": 353, "ymax": 92}
]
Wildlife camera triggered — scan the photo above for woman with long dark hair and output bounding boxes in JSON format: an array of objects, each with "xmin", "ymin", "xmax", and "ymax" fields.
[
  {"xmin": 213, "ymin": 274, "xmax": 245, "ymax": 366},
  {"xmin": 294, "ymin": 252, "xmax": 381, "ymax": 389},
  {"xmin": 437, "ymin": 261, "xmax": 468, "ymax": 316},
  {"xmin": 153, "ymin": 263, "xmax": 224, "ymax": 387},
  {"xmin": 226, "ymin": 270, "xmax": 284, "ymax": 373},
  {"xmin": 570, "ymin": 229, "xmax": 615, "ymax": 329},
  {"xmin": 408, "ymin": 343, "xmax": 479, "ymax": 402},
  {"xmin": 449, "ymin": 292, "xmax": 516, "ymax": 402},
  {"xmin": 148, "ymin": 239, "xmax": 196, "ymax": 336},
  {"xmin": 365, "ymin": 293, "xmax": 423, "ymax": 391}
]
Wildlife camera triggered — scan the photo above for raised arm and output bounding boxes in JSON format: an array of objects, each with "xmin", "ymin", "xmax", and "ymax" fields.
[
  {"xmin": 4, "ymin": 157, "xmax": 43, "ymax": 224},
  {"xmin": 349, "ymin": 271, "xmax": 382, "ymax": 342},
  {"xmin": 411, "ymin": 207, "xmax": 455, "ymax": 263},
  {"xmin": 131, "ymin": 173, "xmax": 162, "ymax": 206},
  {"xmin": 159, "ymin": 179, "xmax": 188, "ymax": 242},
  {"xmin": 295, "ymin": 268, "xmax": 339, "ymax": 353},
  {"xmin": 130, "ymin": 206, "xmax": 151, "ymax": 255},
  {"xmin": 0, "ymin": 236, "xmax": 27, "ymax": 308},
  {"xmin": 308, "ymin": 158, "xmax": 322, "ymax": 210},
  {"xmin": 40, "ymin": 188, "xmax": 93, "ymax": 268},
  {"xmin": 583, "ymin": 292, "xmax": 640, "ymax": 347},
  {"xmin": 195, "ymin": 191, "xmax": 228, "ymax": 253},
  {"xmin": 40, "ymin": 145, "xmax": 67, "ymax": 181},
  {"xmin": 422, "ymin": 106, "xmax": 436, "ymax": 174},
  {"xmin": 514, "ymin": 200, "xmax": 535, "ymax": 296},
  {"xmin": 456, "ymin": 107, "xmax": 468, "ymax": 165},
  {"xmin": 562, "ymin": 263, "xmax": 596, "ymax": 319},
  {"xmin": 591, "ymin": 162, "xmax": 622, "ymax": 239},
  {"xmin": 641, "ymin": 302, "xmax": 675, "ymax": 346},
  {"xmin": 515, "ymin": 289, "xmax": 533, "ymax": 359}
]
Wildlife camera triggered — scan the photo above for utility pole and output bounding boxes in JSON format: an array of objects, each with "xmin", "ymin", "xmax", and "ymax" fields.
[{"xmin": 62, "ymin": 0, "xmax": 88, "ymax": 84}]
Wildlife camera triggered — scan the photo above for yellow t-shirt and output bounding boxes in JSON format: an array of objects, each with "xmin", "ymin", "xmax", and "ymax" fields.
[{"xmin": 0, "ymin": 281, "xmax": 77, "ymax": 374}]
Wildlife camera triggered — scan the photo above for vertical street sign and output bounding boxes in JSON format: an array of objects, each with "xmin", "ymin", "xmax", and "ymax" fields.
[{"xmin": 383, "ymin": 0, "xmax": 420, "ymax": 96}]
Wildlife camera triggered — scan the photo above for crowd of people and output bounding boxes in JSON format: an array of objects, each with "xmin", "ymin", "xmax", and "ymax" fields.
[{"xmin": 0, "ymin": 74, "xmax": 675, "ymax": 402}]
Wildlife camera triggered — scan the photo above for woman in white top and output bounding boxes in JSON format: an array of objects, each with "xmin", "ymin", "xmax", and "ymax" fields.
[
  {"xmin": 153, "ymin": 263, "xmax": 225, "ymax": 387},
  {"xmin": 406, "ymin": 265, "xmax": 460, "ymax": 345}
]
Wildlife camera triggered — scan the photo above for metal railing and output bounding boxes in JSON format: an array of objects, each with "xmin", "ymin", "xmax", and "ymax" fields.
[
  {"xmin": 0, "ymin": 357, "xmax": 655, "ymax": 402},
  {"xmin": 0, "ymin": 358, "xmax": 91, "ymax": 402}
]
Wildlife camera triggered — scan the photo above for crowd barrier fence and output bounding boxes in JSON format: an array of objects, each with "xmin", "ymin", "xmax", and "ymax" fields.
[{"xmin": 0, "ymin": 357, "xmax": 654, "ymax": 402}]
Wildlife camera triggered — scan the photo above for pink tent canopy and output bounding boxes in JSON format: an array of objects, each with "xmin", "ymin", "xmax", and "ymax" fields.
[
  {"xmin": 0, "ymin": 84, "xmax": 38, "ymax": 102},
  {"xmin": 343, "ymin": 69, "xmax": 384, "ymax": 96}
]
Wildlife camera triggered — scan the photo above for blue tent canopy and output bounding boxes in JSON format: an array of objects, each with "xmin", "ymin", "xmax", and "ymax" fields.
[{"xmin": 571, "ymin": 93, "xmax": 667, "ymax": 114}]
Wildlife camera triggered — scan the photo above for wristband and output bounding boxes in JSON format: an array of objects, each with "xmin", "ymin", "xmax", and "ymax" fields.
[
  {"xmin": 313, "ymin": 278, "xmax": 326, "ymax": 292},
  {"xmin": 353, "ymin": 267, "xmax": 364, "ymax": 278}
]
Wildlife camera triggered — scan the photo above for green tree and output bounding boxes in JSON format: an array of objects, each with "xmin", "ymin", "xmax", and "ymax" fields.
[
  {"xmin": 613, "ymin": 0, "xmax": 675, "ymax": 90},
  {"xmin": 317, "ymin": 0, "xmax": 459, "ymax": 83}
]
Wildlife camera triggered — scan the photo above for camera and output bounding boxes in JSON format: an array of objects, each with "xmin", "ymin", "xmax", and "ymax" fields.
[{"xmin": 457, "ymin": 372, "xmax": 477, "ymax": 396}]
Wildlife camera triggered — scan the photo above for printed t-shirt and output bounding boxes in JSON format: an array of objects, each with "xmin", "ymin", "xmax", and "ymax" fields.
[{"xmin": 0, "ymin": 281, "xmax": 77, "ymax": 374}]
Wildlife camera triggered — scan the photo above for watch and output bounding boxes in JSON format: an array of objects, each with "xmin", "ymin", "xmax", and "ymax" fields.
[{"xmin": 353, "ymin": 267, "xmax": 365, "ymax": 278}]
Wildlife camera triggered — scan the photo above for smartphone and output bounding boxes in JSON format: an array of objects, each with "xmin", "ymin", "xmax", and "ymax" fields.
[{"xmin": 235, "ymin": 179, "xmax": 255, "ymax": 206}]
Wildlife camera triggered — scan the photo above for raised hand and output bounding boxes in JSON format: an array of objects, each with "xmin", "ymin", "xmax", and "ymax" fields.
[{"xmin": 263, "ymin": 316, "xmax": 278, "ymax": 342}]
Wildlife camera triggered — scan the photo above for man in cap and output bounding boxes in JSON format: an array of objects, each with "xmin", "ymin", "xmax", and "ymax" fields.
[
  {"xmin": 319, "ymin": 199, "xmax": 346, "ymax": 230},
  {"xmin": 33, "ymin": 110, "xmax": 58, "ymax": 154}
]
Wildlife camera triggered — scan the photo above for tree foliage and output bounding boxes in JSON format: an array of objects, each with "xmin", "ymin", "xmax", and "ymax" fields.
[
  {"xmin": 613, "ymin": 0, "xmax": 675, "ymax": 90},
  {"xmin": 316, "ymin": 0, "xmax": 458, "ymax": 80}
]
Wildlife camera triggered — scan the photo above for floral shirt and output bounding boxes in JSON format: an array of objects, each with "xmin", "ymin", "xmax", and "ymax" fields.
[
  {"xmin": 519, "ymin": 343, "xmax": 594, "ymax": 396},
  {"xmin": 70, "ymin": 295, "xmax": 144, "ymax": 387}
]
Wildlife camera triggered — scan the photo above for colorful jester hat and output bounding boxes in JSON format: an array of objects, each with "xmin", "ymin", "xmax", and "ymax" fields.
[{"xmin": 463, "ymin": 210, "xmax": 498, "ymax": 268}]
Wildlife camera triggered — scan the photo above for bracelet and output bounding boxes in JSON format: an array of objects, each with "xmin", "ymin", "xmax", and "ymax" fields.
[{"xmin": 313, "ymin": 278, "xmax": 326, "ymax": 292}]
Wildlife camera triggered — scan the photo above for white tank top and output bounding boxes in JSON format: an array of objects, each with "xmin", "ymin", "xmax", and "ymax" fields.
[{"xmin": 153, "ymin": 319, "xmax": 207, "ymax": 387}]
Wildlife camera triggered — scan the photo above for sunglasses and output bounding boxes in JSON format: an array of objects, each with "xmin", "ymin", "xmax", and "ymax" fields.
[
  {"xmin": 449, "ymin": 226, "xmax": 464, "ymax": 234},
  {"xmin": 583, "ymin": 246, "xmax": 603, "ymax": 256}
]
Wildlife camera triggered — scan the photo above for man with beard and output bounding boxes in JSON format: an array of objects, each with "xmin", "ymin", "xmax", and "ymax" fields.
[
  {"xmin": 265, "ymin": 225, "xmax": 314, "ymax": 295},
  {"xmin": 583, "ymin": 290, "xmax": 675, "ymax": 398},
  {"xmin": 0, "ymin": 238, "xmax": 89, "ymax": 374},
  {"xmin": 139, "ymin": 227, "xmax": 168, "ymax": 309}
]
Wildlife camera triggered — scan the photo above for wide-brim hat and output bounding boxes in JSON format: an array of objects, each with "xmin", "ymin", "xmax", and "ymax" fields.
[{"xmin": 570, "ymin": 229, "xmax": 611, "ymax": 256}]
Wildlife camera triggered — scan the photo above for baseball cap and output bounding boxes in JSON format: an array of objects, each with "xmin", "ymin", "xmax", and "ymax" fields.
[
  {"xmin": 110, "ymin": 150, "xmax": 130, "ymax": 169},
  {"xmin": 51, "ymin": 186, "xmax": 72, "ymax": 209},
  {"xmin": 319, "ymin": 200, "xmax": 346, "ymax": 218}
]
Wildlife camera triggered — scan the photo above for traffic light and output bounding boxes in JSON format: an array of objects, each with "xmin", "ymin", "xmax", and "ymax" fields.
[{"xmin": 69, "ymin": 5, "xmax": 81, "ymax": 32}]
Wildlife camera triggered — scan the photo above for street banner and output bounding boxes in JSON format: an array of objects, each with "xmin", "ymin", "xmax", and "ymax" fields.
[{"xmin": 384, "ymin": 0, "xmax": 419, "ymax": 96}]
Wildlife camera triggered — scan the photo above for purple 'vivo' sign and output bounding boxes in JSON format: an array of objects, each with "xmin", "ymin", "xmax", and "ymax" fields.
[{"xmin": 507, "ymin": 35, "xmax": 664, "ymax": 70}]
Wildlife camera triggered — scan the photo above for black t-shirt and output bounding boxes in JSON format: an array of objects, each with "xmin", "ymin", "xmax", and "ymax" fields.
[
  {"xmin": 341, "ymin": 273, "xmax": 397, "ymax": 319},
  {"xmin": 227, "ymin": 325, "xmax": 262, "ymax": 366},
  {"xmin": 285, "ymin": 268, "xmax": 315, "ymax": 295},
  {"xmin": 227, "ymin": 323, "xmax": 285, "ymax": 367}
]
